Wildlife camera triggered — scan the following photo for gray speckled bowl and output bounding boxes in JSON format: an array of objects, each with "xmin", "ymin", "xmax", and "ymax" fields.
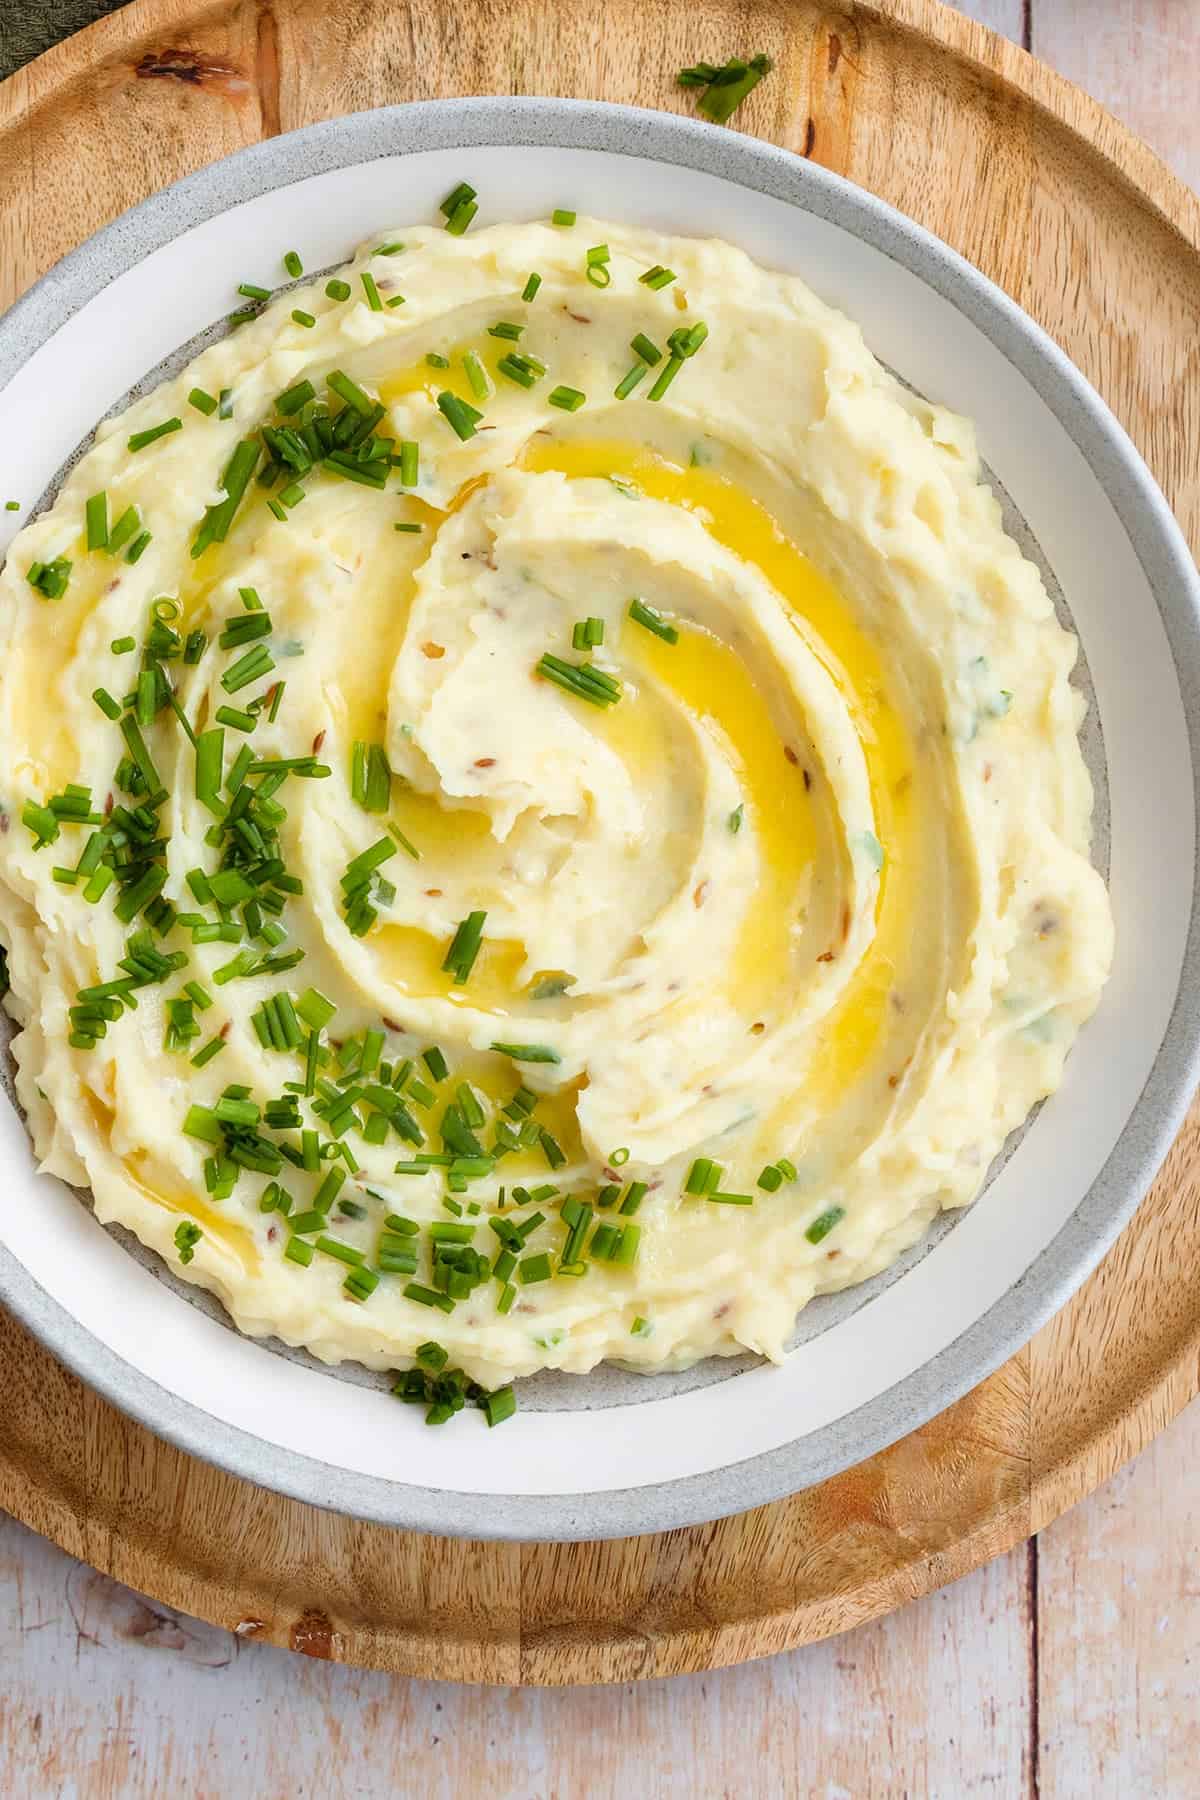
[{"xmin": 0, "ymin": 98, "xmax": 1197, "ymax": 1541}]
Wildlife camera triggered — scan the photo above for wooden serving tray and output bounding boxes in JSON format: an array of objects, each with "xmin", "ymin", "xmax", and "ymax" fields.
[{"xmin": 0, "ymin": 0, "xmax": 1198, "ymax": 1684}]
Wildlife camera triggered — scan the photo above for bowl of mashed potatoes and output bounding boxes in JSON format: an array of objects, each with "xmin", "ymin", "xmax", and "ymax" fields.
[{"xmin": 0, "ymin": 99, "xmax": 1193, "ymax": 1539}]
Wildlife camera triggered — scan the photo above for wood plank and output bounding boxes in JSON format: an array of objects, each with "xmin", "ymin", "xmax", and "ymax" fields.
[
  {"xmin": 0, "ymin": 1507, "xmax": 1033, "ymax": 1798},
  {"xmin": 1037, "ymin": 1400, "xmax": 1200, "ymax": 1797},
  {"xmin": 1034, "ymin": 0, "xmax": 1200, "ymax": 190},
  {"xmin": 951, "ymin": 0, "xmax": 1027, "ymax": 43}
]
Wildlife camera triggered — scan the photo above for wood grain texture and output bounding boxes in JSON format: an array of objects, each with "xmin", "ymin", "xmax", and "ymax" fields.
[{"xmin": 0, "ymin": 0, "xmax": 1198, "ymax": 1686}]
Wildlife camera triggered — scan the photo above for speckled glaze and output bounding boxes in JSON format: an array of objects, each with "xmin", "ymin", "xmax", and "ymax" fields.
[{"xmin": 0, "ymin": 99, "xmax": 1197, "ymax": 1541}]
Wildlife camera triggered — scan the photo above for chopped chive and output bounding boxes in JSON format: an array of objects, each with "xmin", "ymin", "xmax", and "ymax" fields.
[
  {"xmin": 548, "ymin": 385, "xmax": 586, "ymax": 412},
  {"xmin": 445, "ymin": 194, "xmax": 478, "ymax": 236},
  {"xmin": 276, "ymin": 378, "xmax": 315, "ymax": 415},
  {"xmin": 375, "ymin": 241, "xmax": 405, "ymax": 256},
  {"xmin": 551, "ymin": 208, "xmax": 576, "ymax": 227},
  {"xmin": 585, "ymin": 245, "xmax": 611, "ymax": 288},
  {"xmin": 189, "ymin": 387, "xmax": 219, "ymax": 415},
  {"xmin": 729, "ymin": 803, "xmax": 744, "ymax": 834},
  {"xmin": 191, "ymin": 437, "xmax": 259, "ymax": 558},
  {"xmin": 483, "ymin": 1386, "xmax": 516, "ymax": 1426},
  {"xmin": 125, "ymin": 530, "xmax": 152, "ymax": 564},
  {"xmin": 398, "ymin": 440, "xmax": 419, "ymax": 486},
  {"xmin": 440, "ymin": 180, "xmax": 477, "ymax": 216},
  {"xmin": 463, "ymin": 350, "xmax": 490, "ymax": 400},
  {"xmin": 647, "ymin": 355, "xmax": 684, "ymax": 402},
  {"xmin": 436, "ymin": 391, "xmax": 482, "ymax": 440},
  {"xmin": 128, "ymin": 418, "xmax": 182, "ymax": 452},
  {"xmin": 238, "ymin": 282, "xmax": 270, "ymax": 301},
  {"xmin": 191, "ymin": 1036, "xmax": 226, "ymax": 1068},
  {"xmin": 283, "ymin": 250, "xmax": 303, "ymax": 278},
  {"xmin": 423, "ymin": 1046, "xmax": 449, "ymax": 1082},
  {"xmin": 111, "ymin": 637, "xmax": 134, "ymax": 657},
  {"xmin": 394, "ymin": 521, "xmax": 422, "ymax": 534},
  {"xmin": 92, "ymin": 687, "xmax": 121, "ymax": 720},
  {"xmin": 536, "ymin": 652, "xmax": 622, "ymax": 709},
  {"xmin": 757, "ymin": 1163, "xmax": 784, "ymax": 1192},
  {"xmin": 325, "ymin": 278, "xmax": 351, "ymax": 301},
  {"xmin": 284, "ymin": 1235, "xmax": 315, "ymax": 1267},
  {"xmin": 708, "ymin": 1191, "xmax": 754, "ymax": 1206},
  {"xmin": 85, "ymin": 492, "xmax": 108, "ymax": 551},
  {"xmin": 488, "ymin": 321, "xmax": 524, "ymax": 340},
  {"xmin": 631, "ymin": 333, "xmax": 662, "ymax": 366},
  {"xmin": 683, "ymin": 52, "xmax": 773, "ymax": 125},
  {"xmin": 614, "ymin": 362, "xmax": 647, "ymax": 400},
  {"xmin": 291, "ymin": 309, "xmax": 316, "ymax": 329},
  {"xmin": 805, "ymin": 1205, "xmax": 845, "ymax": 1244},
  {"xmin": 639, "ymin": 265, "xmax": 676, "ymax": 289},
  {"xmin": 519, "ymin": 1253, "xmax": 552, "ymax": 1284},
  {"xmin": 108, "ymin": 506, "xmax": 140, "ymax": 555},
  {"xmin": 425, "ymin": 352, "xmax": 450, "ymax": 369},
  {"xmin": 442, "ymin": 910, "xmax": 487, "ymax": 985},
  {"xmin": 496, "ymin": 354, "xmax": 536, "ymax": 389},
  {"xmin": 629, "ymin": 598, "xmax": 678, "ymax": 644},
  {"xmin": 361, "ymin": 272, "xmax": 384, "ymax": 312},
  {"xmin": 490, "ymin": 1041, "xmax": 561, "ymax": 1065},
  {"xmin": 404, "ymin": 1282, "xmax": 454, "ymax": 1313},
  {"xmin": 521, "ymin": 272, "xmax": 542, "ymax": 302},
  {"xmin": 218, "ymin": 388, "xmax": 234, "ymax": 417}
]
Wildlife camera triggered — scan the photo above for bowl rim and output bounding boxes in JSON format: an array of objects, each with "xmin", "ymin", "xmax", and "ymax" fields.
[{"xmin": 1, "ymin": 94, "xmax": 1198, "ymax": 1542}]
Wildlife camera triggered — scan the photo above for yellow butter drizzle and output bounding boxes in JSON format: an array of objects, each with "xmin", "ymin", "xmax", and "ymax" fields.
[
  {"xmin": 519, "ymin": 438, "xmax": 921, "ymax": 1093},
  {"xmin": 617, "ymin": 620, "xmax": 818, "ymax": 1004}
]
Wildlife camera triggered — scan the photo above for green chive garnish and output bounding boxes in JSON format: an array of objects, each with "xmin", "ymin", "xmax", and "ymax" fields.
[
  {"xmin": 729, "ymin": 803, "xmax": 744, "ymax": 833},
  {"xmin": 647, "ymin": 356, "xmax": 683, "ymax": 402},
  {"xmin": 443, "ymin": 911, "xmax": 487, "ymax": 984},
  {"xmin": 85, "ymin": 492, "xmax": 108, "ymax": 551},
  {"xmin": 291, "ymin": 309, "xmax": 316, "ymax": 328},
  {"xmin": 490, "ymin": 1042, "xmax": 561, "ymax": 1064},
  {"xmin": 174, "ymin": 1220, "xmax": 202, "ymax": 1264},
  {"xmin": 398, "ymin": 440, "xmax": 419, "ymax": 486},
  {"xmin": 188, "ymin": 387, "xmax": 219, "ymax": 415},
  {"xmin": 283, "ymin": 250, "xmax": 303, "ymax": 278},
  {"xmin": 488, "ymin": 321, "xmax": 524, "ymax": 340},
  {"xmin": 361, "ymin": 272, "xmax": 384, "ymax": 312},
  {"xmin": 548, "ymin": 385, "xmax": 586, "ymax": 412},
  {"xmin": 631, "ymin": 333, "xmax": 662, "ymax": 365},
  {"xmin": 629, "ymin": 598, "xmax": 678, "ymax": 644},
  {"xmin": 614, "ymin": 363, "xmax": 647, "ymax": 400},
  {"xmin": 463, "ymin": 351, "xmax": 490, "ymax": 400},
  {"xmin": 639, "ymin": 265, "xmax": 676, "ymax": 289},
  {"xmin": 426, "ymin": 352, "xmax": 450, "ymax": 369},
  {"xmin": 536, "ymin": 653, "xmax": 621, "ymax": 708},
  {"xmin": 805, "ymin": 1205, "xmax": 845, "ymax": 1244},
  {"xmin": 108, "ymin": 506, "xmax": 140, "ymax": 555},
  {"xmin": 521, "ymin": 273, "xmax": 542, "ymax": 302},
  {"xmin": 128, "ymin": 418, "xmax": 182, "ymax": 452},
  {"xmin": 218, "ymin": 389, "xmax": 234, "ymax": 418},
  {"xmin": 436, "ymin": 392, "xmax": 482, "ymax": 440},
  {"xmin": 325, "ymin": 278, "xmax": 351, "ymax": 301},
  {"xmin": 585, "ymin": 245, "xmax": 611, "ymax": 288},
  {"xmin": 552, "ymin": 209, "xmax": 576, "ymax": 227},
  {"xmin": 680, "ymin": 53, "xmax": 773, "ymax": 125}
]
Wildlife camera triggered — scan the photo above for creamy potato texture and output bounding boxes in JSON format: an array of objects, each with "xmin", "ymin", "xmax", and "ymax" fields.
[{"xmin": 0, "ymin": 217, "xmax": 1114, "ymax": 1387}]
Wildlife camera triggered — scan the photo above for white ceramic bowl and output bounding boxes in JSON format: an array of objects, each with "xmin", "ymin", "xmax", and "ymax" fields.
[{"xmin": 1, "ymin": 98, "xmax": 1197, "ymax": 1540}]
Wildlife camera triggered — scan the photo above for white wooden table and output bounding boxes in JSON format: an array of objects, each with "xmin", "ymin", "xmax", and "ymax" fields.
[{"xmin": 3, "ymin": 4, "xmax": 1199, "ymax": 1792}]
